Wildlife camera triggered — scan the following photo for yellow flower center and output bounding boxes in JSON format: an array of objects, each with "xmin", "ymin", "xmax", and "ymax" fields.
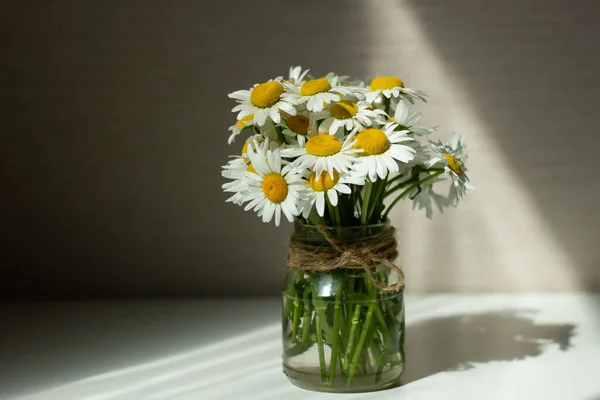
[
  {"xmin": 235, "ymin": 114, "xmax": 254, "ymax": 128},
  {"xmin": 300, "ymin": 77, "xmax": 331, "ymax": 96},
  {"xmin": 286, "ymin": 115, "xmax": 309, "ymax": 135},
  {"xmin": 370, "ymin": 76, "xmax": 404, "ymax": 91},
  {"xmin": 262, "ymin": 173, "xmax": 288, "ymax": 203},
  {"xmin": 250, "ymin": 82, "xmax": 284, "ymax": 108},
  {"xmin": 309, "ymin": 171, "xmax": 339, "ymax": 192},
  {"xmin": 444, "ymin": 153, "xmax": 462, "ymax": 175},
  {"xmin": 246, "ymin": 163, "xmax": 256, "ymax": 174},
  {"xmin": 330, "ymin": 100, "xmax": 358, "ymax": 120},
  {"xmin": 305, "ymin": 134, "xmax": 342, "ymax": 156},
  {"xmin": 241, "ymin": 138, "xmax": 250, "ymax": 154},
  {"xmin": 354, "ymin": 128, "xmax": 391, "ymax": 156}
]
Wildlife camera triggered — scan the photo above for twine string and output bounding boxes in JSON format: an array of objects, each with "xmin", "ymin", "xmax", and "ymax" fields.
[{"xmin": 287, "ymin": 225, "xmax": 404, "ymax": 291}]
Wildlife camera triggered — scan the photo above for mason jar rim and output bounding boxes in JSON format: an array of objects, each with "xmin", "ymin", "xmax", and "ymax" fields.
[{"xmin": 293, "ymin": 218, "xmax": 392, "ymax": 232}]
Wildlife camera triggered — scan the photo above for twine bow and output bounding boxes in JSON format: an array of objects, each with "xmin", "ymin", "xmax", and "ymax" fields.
[{"xmin": 287, "ymin": 225, "xmax": 404, "ymax": 291}]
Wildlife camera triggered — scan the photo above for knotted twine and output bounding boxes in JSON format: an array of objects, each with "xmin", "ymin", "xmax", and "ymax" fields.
[{"xmin": 287, "ymin": 225, "xmax": 404, "ymax": 292}]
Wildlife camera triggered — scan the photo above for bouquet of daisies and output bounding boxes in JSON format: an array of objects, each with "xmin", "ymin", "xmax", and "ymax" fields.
[
  {"xmin": 222, "ymin": 66, "xmax": 473, "ymax": 226},
  {"xmin": 222, "ymin": 67, "xmax": 474, "ymax": 389}
]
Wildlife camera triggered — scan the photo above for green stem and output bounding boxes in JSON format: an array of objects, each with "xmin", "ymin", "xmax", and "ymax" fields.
[
  {"xmin": 385, "ymin": 168, "xmax": 442, "ymax": 197},
  {"xmin": 385, "ymin": 178, "xmax": 417, "ymax": 199},
  {"xmin": 300, "ymin": 288, "xmax": 312, "ymax": 344},
  {"xmin": 367, "ymin": 177, "xmax": 387, "ymax": 223},
  {"xmin": 348, "ymin": 303, "xmax": 375, "ymax": 385},
  {"xmin": 354, "ymin": 185, "xmax": 363, "ymax": 216},
  {"xmin": 315, "ymin": 311, "xmax": 327, "ymax": 384},
  {"xmin": 328, "ymin": 289, "xmax": 343, "ymax": 384},
  {"xmin": 385, "ymin": 173, "xmax": 406, "ymax": 188},
  {"xmin": 291, "ymin": 298, "xmax": 301, "ymax": 342},
  {"xmin": 360, "ymin": 181, "xmax": 373, "ymax": 225},
  {"xmin": 371, "ymin": 335, "xmax": 385, "ymax": 383},
  {"xmin": 343, "ymin": 304, "xmax": 362, "ymax": 372},
  {"xmin": 373, "ymin": 303, "xmax": 391, "ymax": 349},
  {"xmin": 283, "ymin": 295, "xmax": 292, "ymax": 334},
  {"xmin": 382, "ymin": 170, "xmax": 444, "ymax": 220}
]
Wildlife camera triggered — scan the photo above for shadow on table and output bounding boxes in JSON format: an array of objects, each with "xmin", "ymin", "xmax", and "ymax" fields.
[{"xmin": 402, "ymin": 310, "xmax": 576, "ymax": 385}]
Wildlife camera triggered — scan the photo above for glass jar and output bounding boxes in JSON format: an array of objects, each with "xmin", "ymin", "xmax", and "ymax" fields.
[{"xmin": 282, "ymin": 220, "xmax": 405, "ymax": 393}]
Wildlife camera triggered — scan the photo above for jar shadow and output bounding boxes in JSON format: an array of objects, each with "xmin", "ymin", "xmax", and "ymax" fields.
[{"xmin": 401, "ymin": 310, "xmax": 576, "ymax": 385}]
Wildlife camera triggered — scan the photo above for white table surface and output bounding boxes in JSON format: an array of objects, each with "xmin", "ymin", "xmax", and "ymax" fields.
[{"xmin": 1, "ymin": 294, "xmax": 600, "ymax": 400}]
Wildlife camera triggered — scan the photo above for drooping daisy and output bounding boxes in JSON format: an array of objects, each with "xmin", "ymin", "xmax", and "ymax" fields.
[
  {"xmin": 238, "ymin": 134, "xmax": 264, "ymax": 160},
  {"xmin": 229, "ymin": 78, "xmax": 297, "ymax": 126},
  {"xmin": 390, "ymin": 100, "xmax": 437, "ymax": 136},
  {"xmin": 282, "ymin": 74, "xmax": 358, "ymax": 112},
  {"xmin": 227, "ymin": 114, "xmax": 254, "ymax": 145},
  {"xmin": 287, "ymin": 66, "xmax": 310, "ymax": 86},
  {"xmin": 242, "ymin": 143, "xmax": 305, "ymax": 226},
  {"xmin": 281, "ymin": 133, "xmax": 360, "ymax": 180},
  {"xmin": 302, "ymin": 170, "xmax": 365, "ymax": 217},
  {"xmin": 364, "ymin": 76, "xmax": 427, "ymax": 105},
  {"xmin": 427, "ymin": 133, "xmax": 475, "ymax": 205},
  {"xmin": 280, "ymin": 112, "xmax": 316, "ymax": 146},
  {"xmin": 410, "ymin": 176, "xmax": 449, "ymax": 219},
  {"xmin": 352, "ymin": 122, "xmax": 416, "ymax": 181},
  {"xmin": 318, "ymin": 100, "xmax": 387, "ymax": 136}
]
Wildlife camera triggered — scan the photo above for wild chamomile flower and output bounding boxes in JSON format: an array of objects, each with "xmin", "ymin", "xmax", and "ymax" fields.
[
  {"xmin": 280, "ymin": 112, "xmax": 316, "ymax": 146},
  {"xmin": 283, "ymin": 74, "xmax": 358, "ymax": 113},
  {"xmin": 281, "ymin": 134, "xmax": 360, "ymax": 180},
  {"xmin": 390, "ymin": 100, "xmax": 437, "ymax": 136},
  {"xmin": 318, "ymin": 100, "xmax": 387, "ymax": 136},
  {"xmin": 221, "ymin": 157, "xmax": 254, "ymax": 206},
  {"xmin": 364, "ymin": 76, "xmax": 427, "ymax": 105},
  {"xmin": 352, "ymin": 122, "xmax": 416, "ymax": 181},
  {"xmin": 229, "ymin": 78, "xmax": 297, "ymax": 126},
  {"xmin": 227, "ymin": 114, "xmax": 254, "ymax": 145},
  {"xmin": 242, "ymin": 143, "xmax": 304, "ymax": 226},
  {"xmin": 411, "ymin": 176, "xmax": 448, "ymax": 219},
  {"xmin": 302, "ymin": 170, "xmax": 365, "ymax": 217},
  {"xmin": 427, "ymin": 133, "xmax": 474, "ymax": 204},
  {"xmin": 287, "ymin": 66, "xmax": 310, "ymax": 86},
  {"xmin": 222, "ymin": 137, "xmax": 267, "ymax": 205},
  {"xmin": 238, "ymin": 134, "xmax": 262, "ymax": 160}
]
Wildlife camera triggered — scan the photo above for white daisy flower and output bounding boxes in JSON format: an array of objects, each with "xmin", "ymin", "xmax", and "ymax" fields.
[
  {"xmin": 242, "ymin": 143, "xmax": 305, "ymax": 226},
  {"xmin": 318, "ymin": 100, "xmax": 387, "ymax": 136},
  {"xmin": 227, "ymin": 114, "xmax": 254, "ymax": 145},
  {"xmin": 280, "ymin": 112, "xmax": 316, "ymax": 146},
  {"xmin": 392, "ymin": 137, "xmax": 432, "ymax": 177},
  {"xmin": 410, "ymin": 176, "xmax": 449, "ymax": 219},
  {"xmin": 298, "ymin": 170, "xmax": 364, "ymax": 217},
  {"xmin": 281, "ymin": 133, "xmax": 360, "ymax": 180},
  {"xmin": 229, "ymin": 78, "xmax": 297, "ymax": 126},
  {"xmin": 390, "ymin": 100, "xmax": 437, "ymax": 136},
  {"xmin": 364, "ymin": 76, "xmax": 427, "ymax": 105},
  {"xmin": 222, "ymin": 157, "xmax": 253, "ymax": 206},
  {"xmin": 352, "ymin": 122, "xmax": 416, "ymax": 181},
  {"xmin": 427, "ymin": 133, "xmax": 475, "ymax": 205},
  {"xmin": 237, "ymin": 134, "xmax": 263, "ymax": 160},
  {"xmin": 282, "ymin": 74, "xmax": 358, "ymax": 113},
  {"xmin": 287, "ymin": 66, "xmax": 310, "ymax": 86},
  {"xmin": 222, "ymin": 137, "xmax": 268, "ymax": 205}
]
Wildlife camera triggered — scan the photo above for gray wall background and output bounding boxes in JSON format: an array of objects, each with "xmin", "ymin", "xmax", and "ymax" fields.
[{"xmin": 1, "ymin": 0, "xmax": 599, "ymax": 297}]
